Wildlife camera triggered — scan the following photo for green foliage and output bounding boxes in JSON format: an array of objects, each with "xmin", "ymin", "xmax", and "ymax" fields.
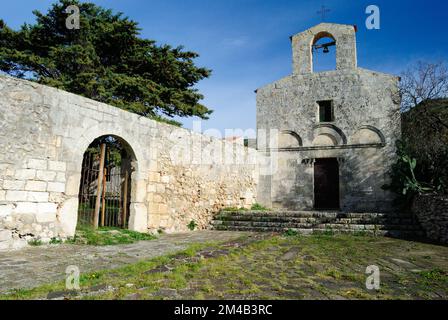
[
  {"xmin": 315, "ymin": 228, "xmax": 335, "ymax": 236},
  {"xmin": 49, "ymin": 237, "xmax": 63, "ymax": 245},
  {"xmin": 187, "ymin": 220, "xmax": 198, "ymax": 231},
  {"xmin": 402, "ymin": 99, "xmax": 448, "ymax": 194},
  {"xmin": 0, "ymin": 0, "xmax": 212, "ymax": 124},
  {"xmin": 353, "ymin": 231, "xmax": 369, "ymax": 237},
  {"xmin": 84, "ymin": 136, "xmax": 125, "ymax": 168},
  {"xmin": 417, "ymin": 269, "xmax": 448, "ymax": 288},
  {"xmin": 385, "ymin": 141, "xmax": 434, "ymax": 207},
  {"xmin": 150, "ymin": 114, "xmax": 183, "ymax": 127},
  {"xmin": 250, "ymin": 203, "xmax": 269, "ymax": 211},
  {"xmin": 222, "ymin": 204, "xmax": 270, "ymax": 212},
  {"xmin": 283, "ymin": 229, "xmax": 299, "ymax": 237},
  {"xmin": 28, "ymin": 239, "xmax": 43, "ymax": 246},
  {"xmin": 418, "ymin": 268, "xmax": 447, "ymax": 281},
  {"xmin": 386, "ymin": 99, "xmax": 448, "ymax": 207},
  {"xmin": 66, "ymin": 224, "xmax": 156, "ymax": 246}
]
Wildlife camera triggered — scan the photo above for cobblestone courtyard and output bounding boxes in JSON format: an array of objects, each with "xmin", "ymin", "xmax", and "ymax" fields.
[
  {"xmin": 0, "ymin": 232, "xmax": 447, "ymax": 300},
  {"xmin": 0, "ymin": 231, "xmax": 249, "ymax": 293}
]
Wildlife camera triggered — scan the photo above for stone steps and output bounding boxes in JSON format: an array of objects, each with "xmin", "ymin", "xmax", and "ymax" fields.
[
  {"xmin": 213, "ymin": 220, "xmax": 422, "ymax": 231},
  {"xmin": 215, "ymin": 216, "xmax": 416, "ymax": 225},
  {"xmin": 211, "ymin": 211, "xmax": 424, "ymax": 238}
]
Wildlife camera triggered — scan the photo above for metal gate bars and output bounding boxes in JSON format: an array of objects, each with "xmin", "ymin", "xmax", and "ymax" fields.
[{"xmin": 78, "ymin": 137, "xmax": 131, "ymax": 229}]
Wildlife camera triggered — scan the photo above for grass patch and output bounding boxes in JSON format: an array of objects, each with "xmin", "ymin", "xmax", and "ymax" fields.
[
  {"xmin": 250, "ymin": 203, "xmax": 270, "ymax": 211},
  {"xmin": 417, "ymin": 268, "xmax": 448, "ymax": 288},
  {"xmin": 283, "ymin": 229, "xmax": 299, "ymax": 237},
  {"xmin": 222, "ymin": 203, "xmax": 270, "ymax": 212},
  {"xmin": 313, "ymin": 228, "xmax": 335, "ymax": 236},
  {"xmin": 49, "ymin": 237, "xmax": 64, "ymax": 245},
  {"xmin": 28, "ymin": 239, "xmax": 43, "ymax": 246},
  {"xmin": 222, "ymin": 207, "xmax": 249, "ymax": 212},
  {"xmin": 66, "ymin": 225, "xmax": 156, "ymax": 246}
]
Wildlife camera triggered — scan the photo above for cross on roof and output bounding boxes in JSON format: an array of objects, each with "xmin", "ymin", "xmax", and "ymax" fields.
[{"xmin": 317, "ymin": 5, "xmax": 331, "ymax": 22}]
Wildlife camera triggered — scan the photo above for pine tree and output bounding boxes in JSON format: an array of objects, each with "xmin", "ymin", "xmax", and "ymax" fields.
[{"xmin": 0, "ymin": 0, "xmax": 212, "ymax": 126}]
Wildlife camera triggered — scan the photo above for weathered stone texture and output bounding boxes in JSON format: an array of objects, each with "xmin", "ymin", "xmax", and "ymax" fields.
[
  {"xmin": 256, "ymin": 23, "xmax": 401, "ymax": 212},
  {"xmin": 413, "ymin": 195, "xmax": 448, "ymax": 244},
  {"xmin": 292, "ymin": 23, "xmax": 357, "ymax": 74},
  {"xmin": 0, "ymin": 74, "xmax": 258, "ymax": 249}
]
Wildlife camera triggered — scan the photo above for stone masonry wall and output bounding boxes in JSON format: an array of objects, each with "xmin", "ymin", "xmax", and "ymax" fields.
[
  {"xmin": 0, "ymin": 75, "xmax": 258, "ymax": 250},
  {"xmin": 412, "ymin": 195, "xmax": 448, "ymax": 244}
]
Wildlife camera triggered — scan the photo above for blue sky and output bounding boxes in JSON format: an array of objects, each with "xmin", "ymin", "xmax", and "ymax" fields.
[{"xmin": 2, "ymin": 0, "xmax": 448, "ymax": 136}]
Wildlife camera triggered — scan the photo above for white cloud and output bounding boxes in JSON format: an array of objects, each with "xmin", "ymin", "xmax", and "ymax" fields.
[{"xmin": 221, "ymin": 37, "xmax": 248, "ymax": 47}]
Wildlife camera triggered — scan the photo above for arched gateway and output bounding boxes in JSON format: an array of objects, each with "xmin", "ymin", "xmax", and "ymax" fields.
[
  {"xmin": 78, "ymin": 135, "xmax": 136, "ymax": 229},
  {"xmin": 0, "ymin": 74, "xmax": 257, "ymax": 249}
]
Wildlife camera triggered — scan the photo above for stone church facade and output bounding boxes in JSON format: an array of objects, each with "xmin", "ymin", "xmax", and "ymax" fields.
[{"xmin": 256, "ymin": 23, "xmax": 401, "ymax": 212}]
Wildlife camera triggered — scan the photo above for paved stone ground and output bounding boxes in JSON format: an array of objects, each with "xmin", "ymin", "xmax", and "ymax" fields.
[
  {"xmin": 0, "ymin": 231, "xmax": 249, "ymax": 293},
  {"xmin": 1, "ymin": 233, "xmax": 447, "ymax": 300}
]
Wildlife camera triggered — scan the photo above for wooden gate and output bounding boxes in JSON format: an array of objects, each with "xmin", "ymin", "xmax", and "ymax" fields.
[
  {"xmin": 78, "ymin": 137, "xmax": 131, "ymax": 229},
  {"xmin": 314, "ymin": 158, "xmax": 340, "ymax": 210}
]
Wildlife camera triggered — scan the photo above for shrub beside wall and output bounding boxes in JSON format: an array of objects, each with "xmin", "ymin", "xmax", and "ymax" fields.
[{"xmin": 412, "ymin": 194, "xmax": 448, "ymax": 244}]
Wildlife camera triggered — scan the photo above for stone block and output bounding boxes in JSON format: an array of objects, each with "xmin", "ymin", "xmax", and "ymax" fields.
[
  {"xmin": 148, "ymin": 172, "xmax": 160, "ymax": 182},
  {"xmin": 47, "ymin": 182, "xmax": 66, "ymax": 193},
  {"xmin": 3, "ymin": 180, "xmax": 25, "ymax": 190},
  {"xmin": 27, "ymin": 192, "xmax": 49, "ymax": 202},
  {"xmin": 27, "ymin": 159, "xmax": 47, "ymax": 170},
  {"xmin": 147, "ymin": 184, "xmax": 156, "ymax": 193},
  {"xmin": 148, "ymin": 203, "xmax": 159, "ymax": 213},
  {"xmin": 36, "ymin": 212, "xmax": 56, "ymax": 223},
  {"xmin": 48, "ymin": 161, "xmax": 66, "ymax": 172},
  {"xmin": 57, "ymin": 198, "xmax": 78, "ymax": 237},
  {"xmin": 14, "ymin": 202, "xmax": 38, "ymax": 214},
  {"xmin": 6, "ymin": 190, "xmax": 28, "ymax": 202},
  {"xmin": 32, "ymin": 223, "xmax": 42, "ymax": 232},
  {"xmin": 0, "ymin": 230, "xmax": 12, "ymax": 241},
  {"xmin": 13, "ymin": 213, "xmax": 35, "ymax": 224},
  {"xmin": 128, "ymin": 203, "xmax": 148, "ymax": 233},
  {"xmin": 148, "ymin": 161, "xmax": 158, "ymax": 172},
  {"xmin": 55, "ymin": 172, "xmax": 66, "ymax": 182},
  {"xmin": 158, "ymin": 204, "xmax": 168, "ymax": 214},
  {"xmin": 15, "ymin": 169, "xmax": 36, "ymax": 180},
  {"xmin": 0, "ymin": 204, "xmax": 14, "ymax": 217},
  {"xmin": 36, "ymin": 170, "xmax": 57, "ymax": 181},
  {"xmin": 131, "ymin": 180, "xmax": 145, "ymax": 203},
  {"xmin": 65, "ymin": 174, "xmax": 81, "ymax": 196},
  {"xmin": 146, "ymin": 193, "xmax": 154, "ymax": 202},
  {"xmin": 147, "ymin": 214, "xmax": 161, "ymax": 229},
  {"xmin": 25, "ymin": 180, "xmax": 47, "ymax": 192},
  {"xmin": 37, "ymin": 202, "xmax": 58, "ymax": 214},
  {"xmin": 49, "ymin": 192, "xmax": 64, "ymax": 202}
]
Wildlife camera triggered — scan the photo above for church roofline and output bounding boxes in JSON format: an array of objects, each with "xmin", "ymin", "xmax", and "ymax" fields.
[
  {"xmin": 289, "ymin": 22, "xmax": 357, "ymax": 41},
  {"xmin": 357, "ymin": 67, "xmax": 401, "ymax": 81},
  {"xmin": 254, "ymin": 68, "xmax": 400, "ymax": 93}
]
